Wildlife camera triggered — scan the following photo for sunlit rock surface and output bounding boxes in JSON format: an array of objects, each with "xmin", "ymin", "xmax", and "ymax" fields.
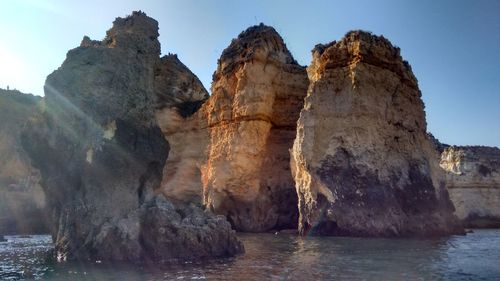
[
  {"xmin": 291, "ymin": 31, "xmax": 463, "ymax": 236},
  {"xmin": 0, "ymin": 89, "xmax": 48, "ymax": 234},
  {"xmin": 21, "ymin": 11, "xmax": 242, "ymax": 262},
  {"xmin": 440, "ymin": 146, "xmax": 500, "ymax": 227},
  {"xmin": 155, "ymin": 55, "xmax": 209, "ymax": 204},
  {"xmin": 201, "ymin": 24, "xmax": 309, "ymax": 232}
]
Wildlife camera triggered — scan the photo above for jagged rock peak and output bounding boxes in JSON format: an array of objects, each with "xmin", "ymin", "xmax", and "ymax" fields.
[
  {"xmin": 81, "ymin": 11, "xmax": 160, "ymax": 55},
  {"xmin": 310, "ymin": 30, "xmax": 417, "ymax": 89},
  {"xmin": 215, "ymin": 23, "xmax": 298, "ymax": 77},
  {"xmin": 154, "ymin": 54, "xmax": 209, "ymax": 114}
]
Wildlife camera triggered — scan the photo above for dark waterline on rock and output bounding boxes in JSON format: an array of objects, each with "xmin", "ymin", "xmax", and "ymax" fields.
[{"xmin": 1, "ymin": 230, "xmax": 500, "ymax": 280}]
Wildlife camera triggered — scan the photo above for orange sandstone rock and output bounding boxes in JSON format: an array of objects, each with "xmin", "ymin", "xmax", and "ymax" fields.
[
  {"xmin": 291, "ymin": 31, "xmax": 463, "ymax": 236},
  {"xmin": 201, "ymin": 24, "xmax": 309, "ymax": 231}
]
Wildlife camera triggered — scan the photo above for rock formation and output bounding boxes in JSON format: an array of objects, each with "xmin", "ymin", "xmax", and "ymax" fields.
[
  {"xmin": 440, "ymin": 146, "xmax": 500, "ymax": 227},
  {"xmin": 200, "ymin": 24, "xmax": 309, "ymax": 232},
  {"xmin": 21, "ymin": 11, "xmax": 242, "ymax": 262},
  {"xmin": 0, "ymin": 89, "xmax": 49, "ymax": 234},
  {"xmin": 291, "ymin": 31, "xmax": 463, "ymax": 236},
  {"xmin": 155, "ymin": 55, "xmax": 209, "ymax": 204}
]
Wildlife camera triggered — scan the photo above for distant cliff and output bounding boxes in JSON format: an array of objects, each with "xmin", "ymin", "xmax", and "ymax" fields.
[
  {"xmin": 0, "ymin": 88, "xmax": 48, "ymax": 234},
  {"xmin": 440, "ymin": 145, "xmax": 500, "ymax": 227}
]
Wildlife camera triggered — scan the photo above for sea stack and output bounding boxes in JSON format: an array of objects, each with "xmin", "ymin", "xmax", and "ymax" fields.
[
  {"xmin": 21, "ymin": 11, "xmax": 242, "ymax": 262},
  {"xmin": 291, "ymin": 31, "xmax": 463, "ymax": 236},
  {"xmin": 440, "ymin": 146, "xmax": 500, "ymax": 227},
  {"xmin": 201, "ymin": 24, "xmax": 309, "ymax": 232}
]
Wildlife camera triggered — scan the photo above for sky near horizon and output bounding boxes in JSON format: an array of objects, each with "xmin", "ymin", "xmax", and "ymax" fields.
[{"xmin": 0, "ymin": 0, "xmax": 499, "ymax": 147}]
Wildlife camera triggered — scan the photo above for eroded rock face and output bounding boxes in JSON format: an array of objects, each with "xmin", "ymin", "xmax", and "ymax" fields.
[
  {"xmin": 201, "ymin": 24, "xmax": 309, "ymax": 232},
  {"xmin": 440, "ymin": 146, "xmax": 500, "ymax": 227},
  {"xmin": 0, "ymin": 89, "xmax": 48, "ymax": 234},
  {"xmin": 291, "ymin": 31, "xmax": 462, "ymax": 236},
  {"xmin": 21, "ymin": 11, "xmax": 242, "ymax": 262},
  {"xmin": 155, "ymin": 55, "xmax": 209, "ymax": 204}
]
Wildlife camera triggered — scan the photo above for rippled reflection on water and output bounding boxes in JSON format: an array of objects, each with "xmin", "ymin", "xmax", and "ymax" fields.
[
  {"xmin": 0, "ymin": 235, "xmax": 52, "ymax": 280},
  {"xmin": 1, "ymin": 230, "xmax": 500, "ymax": 280}
]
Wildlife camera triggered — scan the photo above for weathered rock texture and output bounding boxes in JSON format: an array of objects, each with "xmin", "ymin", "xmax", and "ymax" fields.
[
  {"xmin": 291, "ymin": 31, "xmax": 462, "ymax": 236},
  {"xmin": 0, "ymin": 89, "xmax": 49, "ymax": 234},
  {"xmin": 21, "ymin": 11, "xmax": 242, "ymax": 262},
  {"xmin": 155, "ymin": 55, "xmax": 209, "ymax": 204},
  {"xmin": 440, "ymin": 146, "xmax": 500, "ymax": 227},
  {"xmin": 201, "ymin": 24, "xmax": 309, "ymax": 232}
]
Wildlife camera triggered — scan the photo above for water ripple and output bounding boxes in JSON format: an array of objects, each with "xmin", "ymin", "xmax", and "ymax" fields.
[{"xmin": 1, "ymin": 230, "xmax": 500, "ymax": 280}]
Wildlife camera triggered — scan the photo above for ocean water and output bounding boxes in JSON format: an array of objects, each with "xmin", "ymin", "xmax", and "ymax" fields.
[{"xmin": 1, "ymin": 229, "xmax": 500, "ymax": 280}]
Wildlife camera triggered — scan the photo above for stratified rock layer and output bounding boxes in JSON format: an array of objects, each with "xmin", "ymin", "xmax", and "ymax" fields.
[
  {"xmin": 21, "ymin": 11, "xmax": 242, "ymax": 262},
  {"xmin": 0, "ymin": 89, "xmax": 48, "ymax": 234},
  {"xmin": 440, "ymin": 146, "xmax": 500, "ymax": 227},
  {"xmin": 291, "ymin": 31, "xmax": 462, "ymax": 236},
  {"xmin": 201, "ymin": 24, "xmax": 309, "ymax": 232}
]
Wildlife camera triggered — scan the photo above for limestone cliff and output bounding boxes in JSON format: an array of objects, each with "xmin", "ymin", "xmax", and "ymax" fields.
[
  {"xmin": 201, "ymin": 24, "xmax": 309, "ymax": 232},
  {"xmin": 21, "ymin": 11, "xmax": 242, "ymax": 262},
  {"xmin": 291, "ymin": 31, "xmax": 462, "ymax": 236},
  {"xmin": 0, "ymin": 89, "xmax": 48, "ymax": 234},
  {"xmin": 155, "ymin": 55, "xmax": 209, "ymax": 204},
  {"xmin": 440, "ymin": 146, "xmax": 500, "ymax": 227}
]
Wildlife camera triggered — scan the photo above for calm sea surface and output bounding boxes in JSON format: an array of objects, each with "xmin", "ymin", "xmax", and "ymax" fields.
[{"xmin": 1, "ymin": 229, "xmax": 500, "ymax": 280}]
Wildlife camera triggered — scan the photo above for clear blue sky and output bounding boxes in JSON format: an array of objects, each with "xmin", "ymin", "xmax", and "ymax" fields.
[{"xmin": 1, "ymin": 0, "xmax": 499, "ymax": 147}]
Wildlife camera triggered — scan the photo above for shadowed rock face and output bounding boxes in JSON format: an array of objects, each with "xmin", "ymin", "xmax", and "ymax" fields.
[
  {"xmin": 440, "ymin": 146, "xmax": 500, "ymax": 228},
  {"xmin": 0, "ymin": 89, "xmax": 49, "ymax": 235},
  {"xmin": 21, "ymin": 11, "xmax": 242, "ymax": 262},
  {"xmin": 291, "ymin": 31, "xmax": 463, "ymax": 237},
  {"xmin": 201, "ymin": 24, "xmax": 309, "ymax": 232}
]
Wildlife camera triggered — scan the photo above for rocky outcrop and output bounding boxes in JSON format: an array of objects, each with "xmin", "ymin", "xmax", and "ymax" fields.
[
  {"xmin": 0, "ymin": 89, "xmax": 49, "ymax": 234},
  {"xmin": 21, "ymin": 11, "xmax": 242, "ymax": 262},
  {"xmin": 201, "ymin": 24, "xmax": 309, "ymax": 232},
  {"xmin": 291, "ymin": 31, "xmax": 463, "ymax": 236},
  {"xmin": 155, "ymin": 55, "xmax": 209, "ymax": 204},
  {"xmin": 440, "ymin": 146, "xmax": 500, "ymax": 227}
]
